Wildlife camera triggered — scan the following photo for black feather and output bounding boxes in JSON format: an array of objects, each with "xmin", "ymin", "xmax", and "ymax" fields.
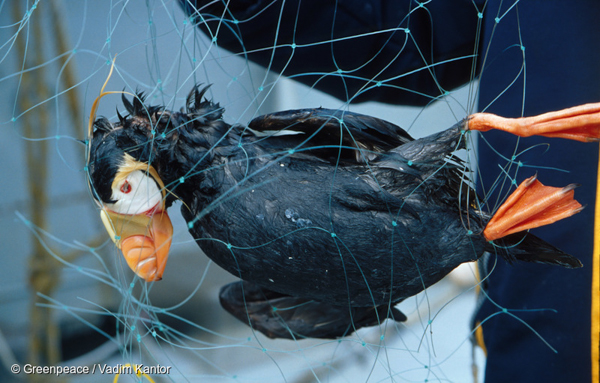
[
  {"xmin": 133, "ymin": 92, "xmax": 146, "ymax": 116},
  {"xmin": 93, "ymin": 117, "xmax": 114, "ymax": 133},
  {"xmin": 121, "ymin": 92, "xmax": 134, "ymax": 115},
  {"xmin": 490, "ymin": 232, "xmax": 583, "ymax": 268},
  {"xmin": 219, "ymin": 281, "xmax": 406, "ymax": 339}
]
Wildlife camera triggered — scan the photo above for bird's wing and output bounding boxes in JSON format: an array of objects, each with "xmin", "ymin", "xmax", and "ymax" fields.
[
  {"xmin": 219, "ymin": 280, "xmax": 406, "ymax": 339},
  {"xmin": 246, "ymin": 108, "xmax": 414, "ymax": 164}
]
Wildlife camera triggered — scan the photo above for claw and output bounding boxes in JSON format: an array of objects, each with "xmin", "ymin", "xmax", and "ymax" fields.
[
  {"xmin": 468, "ymin": 103, "xmax": 600, "ymax": 142},
  {"xmin": 483, "ymin": 175, "xmax": 584, "ymax": 241}
]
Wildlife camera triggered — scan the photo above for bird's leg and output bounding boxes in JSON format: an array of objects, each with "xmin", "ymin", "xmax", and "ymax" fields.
[
  {"xmin": 483, "ymin": 175, "xmax": 583, "ymax": 241},
  {"xmin": 467, "ymin": 102, "xmax": 600, "ymax": 142}
]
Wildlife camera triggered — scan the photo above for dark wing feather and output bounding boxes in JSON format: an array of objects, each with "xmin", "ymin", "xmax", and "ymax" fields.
[
  {"xmin": 219, "ymin": 281, "xmax": 406, "ymax": 339},
  {"xmin": 247, "ymin": 108, "xmax": 414, "ymax": 164}
]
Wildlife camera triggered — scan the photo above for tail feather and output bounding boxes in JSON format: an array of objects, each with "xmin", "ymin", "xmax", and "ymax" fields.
[
  {"xmin": 488, "ymin": 232, "xmax": 583, "ymax": 269},
  {"xmin": 393, "ymin": 122, "xmax": 466, "ymax": 163}
]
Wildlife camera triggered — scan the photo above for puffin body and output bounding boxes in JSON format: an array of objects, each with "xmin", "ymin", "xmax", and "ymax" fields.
[
  {"xmin": 183, "ymin": 121, "xmax": 480, "ymax": 307},
  {"xmin": 88, "ymin": 86, "xmax": 588, "ymax": 339}
]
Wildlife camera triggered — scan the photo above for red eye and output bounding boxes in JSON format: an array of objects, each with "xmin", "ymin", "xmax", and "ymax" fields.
[{"xmin": 120, "ymin": 180, "xmax": 132, "ymax": 194}]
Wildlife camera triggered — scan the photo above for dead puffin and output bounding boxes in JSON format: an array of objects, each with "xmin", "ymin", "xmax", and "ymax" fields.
[{"xmin": 87, "ymin": 85, "xmax": 598, "ymax": 339}]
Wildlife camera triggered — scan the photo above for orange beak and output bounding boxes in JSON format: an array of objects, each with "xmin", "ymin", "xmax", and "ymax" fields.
[{"xmin": 100, "ymin": 207, "xmax": 173, "ymax": 281}]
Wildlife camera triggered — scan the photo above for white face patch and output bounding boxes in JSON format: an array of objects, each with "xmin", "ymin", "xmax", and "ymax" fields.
[{"xmin": 105, "ymin": 170, "xmax": 162, "ymax": 215}]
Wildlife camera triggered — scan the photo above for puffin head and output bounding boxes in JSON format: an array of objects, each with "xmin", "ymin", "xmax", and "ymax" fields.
[
  {"xmin": 88, "ymin": 94, "xmax": 173, "ymax": 282},
  {"xmin": 87, "ymin": 82, "xmax": 225, "ymax": 281}
]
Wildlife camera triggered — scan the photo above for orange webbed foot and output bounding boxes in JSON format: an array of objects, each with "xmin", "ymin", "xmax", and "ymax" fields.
[
  {"xmin": 483, "ymin": 175, "xmax": 584, "ymax": 241},
  {"xmin": 468, "ymin": 102, "xmax": 600, "ymax": 142}
]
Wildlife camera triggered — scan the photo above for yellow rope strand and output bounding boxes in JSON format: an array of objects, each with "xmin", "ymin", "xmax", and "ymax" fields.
[
  {"xmin": 13, "ymin": 1, "xmax": 64, "ymax": 369},
  {"xmin": 85, "ymin": 56, "xmax": 136, "ymax": 204},
  {"xmin": 592, "ymin": 144, "xmax": 600, "ymax": 382},
  {"xmin": 112, "ymin": 364, "xmax": 157, "ymax": 383},
  {"xmin": 48, "ymin": 0, "xmax": 84, "ymax": 141}
]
